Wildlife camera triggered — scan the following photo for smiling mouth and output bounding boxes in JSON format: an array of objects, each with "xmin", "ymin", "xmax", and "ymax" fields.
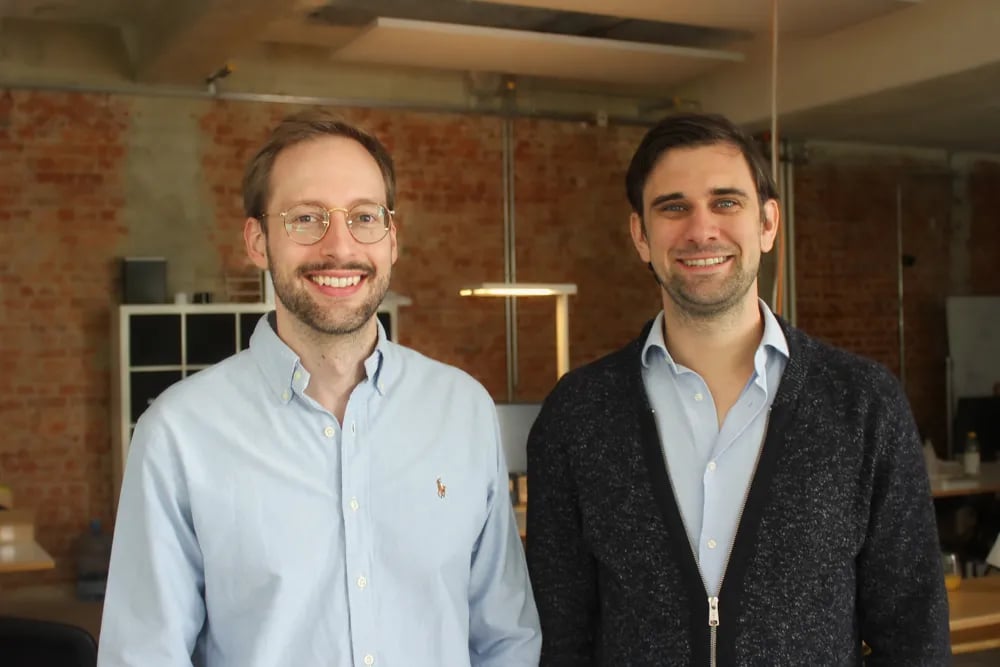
[
  {"xmin": 679, "ymin": 256, "xmax": 729, "ymax": 267},
  {"xmin": 310, "ymin": 275, "xmax": 362, "ymax": 288}
]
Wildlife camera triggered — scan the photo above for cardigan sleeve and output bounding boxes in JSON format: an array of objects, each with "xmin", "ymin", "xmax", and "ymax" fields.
[
  {"xmin": 526, "ymin": 381, "xmax": 600, "ymax": 666},
  {"xmin": 855, "ymin": 368, "xmax": 951, "ymax": 665}
]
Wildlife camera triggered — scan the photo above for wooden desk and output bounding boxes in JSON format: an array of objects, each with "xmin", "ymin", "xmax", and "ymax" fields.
[
  {"xmin": 0, "ymin": 540, "xmax": 55, "ymax": 574},
  {"xmin": 931, "ymin": 462, "xmax": 1000, "ymax": 498},
  {"xmin": 949, "ymin": 576, "xmax": 1000, "ymax": 654}
]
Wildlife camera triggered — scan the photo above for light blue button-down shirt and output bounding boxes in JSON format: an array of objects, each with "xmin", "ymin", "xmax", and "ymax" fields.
[
  {"xmin": 640, "ymin": 301, "xmax": 789, "ymax": 596},
  {"xmin": 99, "ymin": 314, "xmax": 540, "ymax": 667}
]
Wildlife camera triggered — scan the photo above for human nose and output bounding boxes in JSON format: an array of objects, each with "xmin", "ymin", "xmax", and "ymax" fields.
[
  {"xmin": 317, "ymin": 208, "xmax": 356, "ymax": 255},
  {"xmin": 685, "ymin": 205, "xmax": 720, "ymax": 243}
]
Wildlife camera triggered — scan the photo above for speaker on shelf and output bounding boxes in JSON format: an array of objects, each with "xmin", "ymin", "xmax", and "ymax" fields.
[{"xmin": 121, "ymin": 257, "xmax": 167, "ymax": 304}]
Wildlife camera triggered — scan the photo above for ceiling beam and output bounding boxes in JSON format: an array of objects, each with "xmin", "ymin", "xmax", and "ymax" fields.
[
  {"xmin": 675, "ymin": 0, "xmax": 1000, "ymax": 127},
  {"xmin": 132, "ymin": 0, "xmax": 327, "ymax": 84}
]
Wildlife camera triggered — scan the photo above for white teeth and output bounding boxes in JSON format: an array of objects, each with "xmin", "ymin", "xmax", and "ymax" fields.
[
  {"xmin": 311, "ymin": 275, "xmax": 362, "ymax": 288},
  {"xmin": 682, "ymin": 257, "xmax": 727, "ymax": 267}
]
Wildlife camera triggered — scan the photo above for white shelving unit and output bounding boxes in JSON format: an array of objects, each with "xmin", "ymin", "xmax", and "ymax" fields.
[{"xmin": 110, "ymin": 295, "xmax": 409, "ymax": 503}]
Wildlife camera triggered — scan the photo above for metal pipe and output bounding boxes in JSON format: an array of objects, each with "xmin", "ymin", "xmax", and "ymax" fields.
[
  {"xmin": 0, "ymin": 79, "xmax": 657, "ymax": 127},
  {"xmin": 769, "ymin": 0, "xmax": 784, "ymax": 317},
  {"xmin": 896, "ymin": 182, "xmax": 906, "ymax": 391},
  {"xmin": 785, "ymin": 156, "xmax": 797, "ymax": 325},
  {"xmin": 501, "ymin": 119, "xmax": 517, "ymax": 402}
]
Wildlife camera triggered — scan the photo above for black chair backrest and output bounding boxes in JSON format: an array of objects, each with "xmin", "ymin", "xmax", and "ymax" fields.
[{"xmin": 0, "ymin": 615, "xmax": 98, "ymax": 667}]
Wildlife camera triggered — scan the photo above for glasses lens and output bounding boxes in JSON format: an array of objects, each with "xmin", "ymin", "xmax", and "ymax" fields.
[
  {"xmin": 347, "ymin": 203, "xmax": 389, "ymax": 243},
  {"xmin": 284, "ymin": 205, "xmax": 328, "ymax": 244}
]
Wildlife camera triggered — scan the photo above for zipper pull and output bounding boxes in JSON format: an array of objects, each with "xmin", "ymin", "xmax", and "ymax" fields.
[{"xmin": 708, "ymin": 596, "xmax": 720, "ymax": 627}]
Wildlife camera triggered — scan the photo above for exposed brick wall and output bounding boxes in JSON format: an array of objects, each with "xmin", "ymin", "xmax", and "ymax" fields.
[
  {"xmin": 512, "ymin": 119, "xmax": 656, "ymax": 400},
  {"xmin": 968, "ymin": 160, "xmax": 1000, "ymax": 295},
  {"xmin": 794, "ymin": 154, "xmax": 1000, "ymax": 454},
  {"xmin": 0, "ymin": 92, "xmax": 653, "ymax": 588},
  {"xmin": 0, "ymin": 89, "xmax": 130, "ymax": 587},
  {"xmin": 4, "ymin": 88, "xmax": 998, "ymax": 592}
]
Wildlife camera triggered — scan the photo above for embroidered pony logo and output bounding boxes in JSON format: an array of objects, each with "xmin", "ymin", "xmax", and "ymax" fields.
[{"xmin": 436, "ymin": 477, "xmax": 447, "ymax": 499}]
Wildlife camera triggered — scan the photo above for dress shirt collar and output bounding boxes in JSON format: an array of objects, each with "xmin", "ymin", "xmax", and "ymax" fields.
[
  {"xmin": 641, "ymin": 299, "xmax": 790, "ymax": 371},
  {"xmin": 249, "ymin": 311, "xmax": 391, "ymax": 404}
]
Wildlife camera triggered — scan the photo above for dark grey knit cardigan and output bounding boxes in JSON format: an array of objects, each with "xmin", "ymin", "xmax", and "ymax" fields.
[{"xmin": 526, "ymin": 318, "xmax": 950, "ymax": 666}]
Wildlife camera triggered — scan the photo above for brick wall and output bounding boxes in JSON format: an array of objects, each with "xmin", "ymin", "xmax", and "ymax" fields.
[
  {"xmin": 3, "ymin": 87, "xmax": 999, "ymax": 589},
  {"xmin": 0, "ymin": 90, "xmax": 130, "ymax": 586},
  {"xmin": 967, "ymin": 160, "xmax": 1000, "ymax": 295},
  {"xmin": 794, "ymin": 152, "xmax": 1000, "ymax": 454},
  {"xmin": 0, "ymin": 90, "xmax": 651, "ymax": 587}
]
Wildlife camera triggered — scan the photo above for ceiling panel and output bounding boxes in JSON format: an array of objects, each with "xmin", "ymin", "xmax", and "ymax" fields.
[
  {"xmin": 333, "ymin": 17, "xmax": 743, "ymax": 87},
  {"xmin": 469, "ymin": 0, "xmax": 922, "ymax": 35}
]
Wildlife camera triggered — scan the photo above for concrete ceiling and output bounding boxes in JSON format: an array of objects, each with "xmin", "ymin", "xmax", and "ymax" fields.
[{"xmin": 1, "ymin": 0, "xmax": 999, "ymax": 151}]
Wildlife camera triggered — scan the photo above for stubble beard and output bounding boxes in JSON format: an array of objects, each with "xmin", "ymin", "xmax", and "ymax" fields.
[
  {"xmin": 661, "ymin": 251, "xmax": 759, "ymax": 321},
  {"xmin": 268, "ymin": 245, "xmax": 389, "ymax": 336}
]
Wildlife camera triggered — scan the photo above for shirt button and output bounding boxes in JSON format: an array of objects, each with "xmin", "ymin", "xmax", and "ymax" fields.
[
  {"xmin": 707, "ymin": 539, "xmax": 718, "ymax": 549},
  {"xmin": 349, "ymin": 498, "xmax": 359, "ymax": 511},
  {"xmin": 323, "ymin": 426, "xmax": 335, "ymax": 438},
  {"xmin": 351, "ymin": 422, "xmax": 356, "ymax": 435},
  {"xmin": 707, "ymin": 461, "xmax": 717, "ymax": 472},
  {"xmin": 363, "ymin": 655, "xmax": 374, "ymax": 666},
  {"xmin": 281, "ymin": 390, "xmax": 290, "ymax": 401},
  {"xmin": 694, "ymin": 392, "xmax": 704, "ymax": 402},
  {"xmin": 357, "ymin": 575, "xmax": 367, "ymax": 589},
  {"xmin": 293, "ymin": 371, "xmax": 302, "ymax": 381}
]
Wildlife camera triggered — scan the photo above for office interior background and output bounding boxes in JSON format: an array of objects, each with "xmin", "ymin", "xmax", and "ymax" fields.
[{"xmin": 0, "ymin": 0, "xmax": 999, "ymax": 589}]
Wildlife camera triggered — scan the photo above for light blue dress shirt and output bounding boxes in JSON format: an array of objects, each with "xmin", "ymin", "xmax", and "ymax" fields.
[
  {"xmin": 99, "ymin": 314, "xmax": 541, "ymax": 667},
  {"xmin": 640, "ymin": 301, "xmax": 789, "ymax": 596}
]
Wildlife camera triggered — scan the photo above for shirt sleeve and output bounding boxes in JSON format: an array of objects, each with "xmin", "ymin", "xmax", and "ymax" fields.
[
  {"xmin": 856, "ymin": 370, "xmax": 951, "ymax": 665},
  {"xmin": 467, "ymin": 405, "xmax": 542, "ymax": 667},
  {"xmin": 526, "ymin": 382, "xmax": 600, "ymax": 666},
  {"xmin": 98, "ymin": 409, "xmax": 206, "ymax": 667}
]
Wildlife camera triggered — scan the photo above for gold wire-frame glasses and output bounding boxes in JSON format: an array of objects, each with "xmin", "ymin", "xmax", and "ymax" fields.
[{"xmin": 260, "ymin": 202, "xmax": 393, "ymax": 245}]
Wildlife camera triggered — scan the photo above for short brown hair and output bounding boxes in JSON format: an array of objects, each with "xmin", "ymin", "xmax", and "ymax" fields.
[{"xmin": 242, "ymin": 109, "xmax": 396, "ymax": 224}]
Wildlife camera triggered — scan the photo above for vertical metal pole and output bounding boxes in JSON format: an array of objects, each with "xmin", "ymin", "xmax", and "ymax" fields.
[
  {"xmin": 769, "ymin": 0, "xmax": 784, "ymax": 316},
  {"xmin": 502, "ymin": 119, "xmax": 518, "ymax": 401},
  {"xmin": 896, "ymin": 183, "xmax": 906, "ymax": 391},
  {"xmin": 785, "ymin": 158, "xmax": 797, "ymax": 325}
]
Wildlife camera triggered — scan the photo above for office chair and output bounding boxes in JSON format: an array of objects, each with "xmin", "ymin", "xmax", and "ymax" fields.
[{"xmin": 0, "ymin": 615, "xmax": 98, "ymax": 667}]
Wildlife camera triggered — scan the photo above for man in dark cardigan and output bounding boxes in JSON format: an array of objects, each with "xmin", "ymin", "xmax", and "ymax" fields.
[{"xmin": 526, "ymin": 112, "xmax": 950, "ymax": 666}]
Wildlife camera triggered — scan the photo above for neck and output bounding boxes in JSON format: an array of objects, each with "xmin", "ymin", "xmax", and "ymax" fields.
[
  {"xmin": 660, "ymin": 293, "xmax": 764, "ymax": 378},
  {"xmin": 274, "ymin": 310, "xmax": 377, "ymax": 421}
]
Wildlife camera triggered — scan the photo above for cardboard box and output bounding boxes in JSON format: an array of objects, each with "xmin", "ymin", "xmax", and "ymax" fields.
[{"xmin": 0, "ymin": 509, "xmax": 35, "ymax": 543}]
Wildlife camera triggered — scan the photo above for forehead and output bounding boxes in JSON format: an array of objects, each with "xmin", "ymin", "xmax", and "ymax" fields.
[
  {"xmin": 644, "ymin": 142, "xmax": 756, "ymax": 198},
  {"xmin": 269, "ymin": 135, "xmax": 385, "ymax": 205}
]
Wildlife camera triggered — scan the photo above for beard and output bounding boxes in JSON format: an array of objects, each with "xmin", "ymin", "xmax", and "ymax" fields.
[
  {"xmin": 267, "ymin": 247, "xmax": 390, "ymax": 336},
  {"xmin": 659, "ymin": 246, "xmax": 759, "ymax": 319}
]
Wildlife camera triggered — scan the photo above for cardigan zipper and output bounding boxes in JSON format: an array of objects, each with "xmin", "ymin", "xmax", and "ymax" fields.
[
  {"xmin": 705, "ymin": 408, "xmax": 772, "ymax": 667},
  {"xmin": 709, "ymin": 596, "xmax": 720, "ymax": 667}
]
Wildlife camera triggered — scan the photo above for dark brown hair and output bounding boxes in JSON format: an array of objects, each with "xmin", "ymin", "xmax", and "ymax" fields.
[{"xmin": 625, "ymin": 112, "xmax": 778, "ymax": 214}]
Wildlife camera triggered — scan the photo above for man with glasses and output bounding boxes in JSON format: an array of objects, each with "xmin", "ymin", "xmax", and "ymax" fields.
[{"xmin": 99, "ymin": 109, "xmax": 541, "ymax": 667}]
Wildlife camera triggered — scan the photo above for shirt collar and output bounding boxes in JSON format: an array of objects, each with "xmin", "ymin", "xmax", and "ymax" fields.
[
  {"xmin": 249, "ymin": 312, "xmax": 393, "ymax": 403},
  {"xmin": 640, "ymin": 299, "xmax": 790, "ymax": 372}
]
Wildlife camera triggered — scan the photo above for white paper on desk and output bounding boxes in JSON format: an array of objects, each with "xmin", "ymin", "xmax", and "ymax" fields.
[
  {"xmin": 987, "ymin": 533, "xmax": 1000, "ymax": 569},
  {"xmin": 923, "ymin": 440, "xmax": 940, "ymax": 477}
]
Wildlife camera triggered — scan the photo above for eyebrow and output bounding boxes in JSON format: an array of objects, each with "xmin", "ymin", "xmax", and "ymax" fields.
[{"xmin": 648, "ymin": 187, "xmax": 751, "ymax": 209}]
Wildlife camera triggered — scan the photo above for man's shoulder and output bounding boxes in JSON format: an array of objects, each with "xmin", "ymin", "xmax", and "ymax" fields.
[
  {"xmin": 152, "ymin": 351, "xmax": 257, "ymax": 413},
  {"xmin": 783, "ymin": 323, "xmax": 904, "ymax": 401},
  {"xmin": 544, "ymin": 330, "xmax": 645, "ymax": 406},
  {"xmin": 386, "ymin": 340, "xmax": 491, "ymax": 401},
  {"xmin": 788, "ymin": 325, "xmax": 894, "ymax": 377}
]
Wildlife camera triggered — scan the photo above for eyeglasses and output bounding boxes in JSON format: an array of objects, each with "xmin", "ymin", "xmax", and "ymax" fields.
[{"xmin": 261, "ymin": 202, "xmax": 393, "ymax": 245}]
